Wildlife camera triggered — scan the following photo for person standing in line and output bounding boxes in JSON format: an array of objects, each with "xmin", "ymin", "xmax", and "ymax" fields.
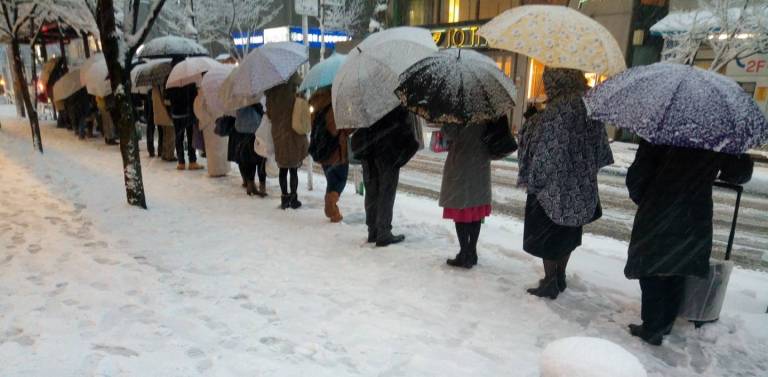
[
  {"xmin": 167, "ymin": 77, "xmax": 202, "ymax": 171},
  {"xmin": 309, "ymin": 88, "xmax": 351, "ymax": 223},
  {"xmin": 351, "ymin": 106, "xmax": 419, "ymax": 247},
  {"xmin": 518, "ymin": 67, "xmax": 613, "ymax": 299},
  {"xmin": 144, "ymin": 89, "xmax": 161, "ymax": 157},
  {"xmin": 266, "ymin": 73, "xmax": 308, "ymax": 209},
  {"xmin": 233, "ymin": 102, "xmax": 268, "ymax": 196},
  {"xmin": 439, "ymin": 119, "xmax": 498, "ymax": 269},
  {"xmin": 624, "ymin": 141, "xmax": 753, "ymax": 345}
]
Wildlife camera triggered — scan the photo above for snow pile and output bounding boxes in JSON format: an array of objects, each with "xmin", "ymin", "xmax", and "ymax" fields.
[{"xmin": 540, "ymin": 337, "xmax": 647, "ymax": 377}]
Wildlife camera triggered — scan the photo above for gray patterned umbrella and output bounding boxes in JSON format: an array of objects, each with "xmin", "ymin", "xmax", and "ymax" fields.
[
  {"xmin": 584, "ymin": 62, "xmax": 768, "ymax": 154},
  {"xmin": 138, "ymin": 36, "xmax": 208, "ymax": 59}
]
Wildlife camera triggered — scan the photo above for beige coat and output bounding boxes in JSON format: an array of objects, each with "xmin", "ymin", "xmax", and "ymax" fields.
[
  {"xmin": 194, "ymin": 95, "xmax": 230, "ymax": 177},
  {"xmin": 266, "ymin": 74, "xmax": 308, "ymax": 169}
]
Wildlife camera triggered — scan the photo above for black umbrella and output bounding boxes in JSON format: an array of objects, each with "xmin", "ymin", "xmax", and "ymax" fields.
[
  {"xmin": 395, "ymin": 49, "xmax": 517, "ymax": 125},
  {"xmin": 134, "ymin": 60, "xmax": 173, "ymax": 88}
]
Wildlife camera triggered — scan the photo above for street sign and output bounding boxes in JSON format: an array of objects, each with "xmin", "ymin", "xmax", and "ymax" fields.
[{"xmin": 295, "ymin": 0, "xmax": 318, "ymax": 16}]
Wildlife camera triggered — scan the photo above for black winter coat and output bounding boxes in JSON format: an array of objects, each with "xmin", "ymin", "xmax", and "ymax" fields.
[
  {"xmin": 166, "ymin": 84, "xmax": 197, "ymax": 118},
  {"xmin": 351, "ymin": 106, "xmax": 419, "ymax": 169},
  {"xmin": 624, "ymin": 141, "xmax": 753, "ymax": 279}
]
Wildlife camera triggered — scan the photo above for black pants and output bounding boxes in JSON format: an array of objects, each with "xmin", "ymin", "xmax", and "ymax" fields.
[
  {"xmin": 279, "ymin": 168, "xmax": 298, "ymax": 195},
  {"xmin": 173, "ymin": 116, "xmax": 196, "ymax": 164},
  {"xmin": 640, "ymin": 276, "xmax": 686, "ymax": 334},
  {"xmin": 455, "ymin": 221, "xmax": 481, "ymax": 252},
  {"xmin": 239, "ymin": 148, "xmax": 266, "ymax": 185},
  {"xmin": 362, "ymin": 158, "xmax": 400, "ymax": 235},
  {"xmin": 146, "ymin": 121, "xmax": 156, "ymax": 155}
]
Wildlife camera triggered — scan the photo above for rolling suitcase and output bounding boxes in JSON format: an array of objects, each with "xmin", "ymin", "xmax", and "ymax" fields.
[{"xmin": 678, "ymin": 181, "xmax": 743, "ymax": 325}]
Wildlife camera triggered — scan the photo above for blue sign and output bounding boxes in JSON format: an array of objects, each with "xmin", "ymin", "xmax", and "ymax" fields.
[{"xmin": 232, "ymin": 26, "xmax": 350, "ymax": 51}]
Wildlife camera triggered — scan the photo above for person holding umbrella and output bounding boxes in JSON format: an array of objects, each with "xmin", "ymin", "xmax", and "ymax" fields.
[
  {"xmin": 351, "ymin": 106, "xmax": 419, "ymax": 246},
  {"xmin": 166, "ymin": 65, "xmax": 202, "ymax": 171},
  {"xmin": 395, "ymin": 48, "xmax": 517, "ymax": 266},
  {"xmin": 518, "ymin": 68, "xmax": 613, "ymax": 299},
  {"xmin": 266, "ymin": 73, "xmax": 308, "ymax": 209},
  {"xmin": 584, "ymin": 62, "xmax": 766, "ymax": 345}
]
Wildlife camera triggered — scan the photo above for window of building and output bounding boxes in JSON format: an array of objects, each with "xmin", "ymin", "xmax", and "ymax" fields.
[
  {"xmin": 407, "ymin": 0, "xmax": 428, "ymax": 25},
  {"xmin": 527, "ymin": 59, "xmax": 546, "ymax": 100}
]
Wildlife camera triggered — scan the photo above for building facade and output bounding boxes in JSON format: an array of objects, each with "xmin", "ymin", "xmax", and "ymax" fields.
[{"xmin": 387, "ymin": 0, "xmax": 665, "ymax": 134}]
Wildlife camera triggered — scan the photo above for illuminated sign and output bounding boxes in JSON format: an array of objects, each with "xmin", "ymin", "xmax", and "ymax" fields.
[
  {"xmin": 232, "ymin": 27, "xmax": 350, "ymax": 51},
  {"xmin": 430, "ymin": 25, "xmax": 488, "ymax": 49}
]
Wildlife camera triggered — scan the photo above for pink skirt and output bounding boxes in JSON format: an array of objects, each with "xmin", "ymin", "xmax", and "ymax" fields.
[{"xmin": 443, "ymin": 205, "xmax": 492, "ymax": 223}]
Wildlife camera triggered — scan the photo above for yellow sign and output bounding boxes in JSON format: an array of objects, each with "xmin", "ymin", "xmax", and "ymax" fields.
[{"xmin": 430, "ymin": 26, "xmax": 487, "ymax": 49}]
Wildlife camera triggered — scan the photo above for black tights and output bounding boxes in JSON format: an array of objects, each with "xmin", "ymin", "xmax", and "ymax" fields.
[
  {"xmin": 279, "ymin": 168, "xmax": 298, "ymax": 195},
  {"xmin": 543, "ymin": 253, "xmax": 572, "ymax": 279},
  {"xmin": 454, "ymin": 221, "xmax": 481, "ymax": 252}
]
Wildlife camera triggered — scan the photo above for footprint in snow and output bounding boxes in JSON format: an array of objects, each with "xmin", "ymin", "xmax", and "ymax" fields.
[{"xmin": 27, "ymin": 244, "xmax": 42, "ymax": 254}]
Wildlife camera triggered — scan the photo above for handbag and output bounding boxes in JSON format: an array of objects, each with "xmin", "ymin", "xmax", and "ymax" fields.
[
  {"xmin": 254, "ymin": 115, "xmax": 274, "ymax": 158},
  {"xmin": 214, "ymin": 116, "xmax": 235, "ymax": 137},
  {"xmin": 482, "ymin": 116, "xmax": 518, "ymax": 160},
  {"xmin": 718, "ymin": 153, "xmax": 753, "ymax": 185},
  {"xmin": 292, "ymin": 96, "xmax": 311, "ymax": 135},
  {"xmin": 429, "ymin": 130, "xmax": 449, "ymax": 153}
]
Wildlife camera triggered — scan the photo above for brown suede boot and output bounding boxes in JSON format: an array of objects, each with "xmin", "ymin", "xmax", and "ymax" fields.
[
  {"xmin": 329, "ymin": 192, "xmax": 342, "ymax": 223},
  {"xmin": 188, "ymin": 162, "xmax": 204, "ymax": 170},
  {"xmin": 176, "ymin": 163, "xmax": 186, "ymax": 170},
  {"xmin": 324, "ymin": 193, "xmax": 333, "ymax": 218}
]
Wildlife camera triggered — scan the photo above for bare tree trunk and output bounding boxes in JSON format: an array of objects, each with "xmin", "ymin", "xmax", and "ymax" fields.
[
  {"xmin": 9, "ymin": 38, "xmax": 42, "ymax": 153},
  {"xmin": 97, "ymin": 0, "xmax": 147, "ymax": 209}
]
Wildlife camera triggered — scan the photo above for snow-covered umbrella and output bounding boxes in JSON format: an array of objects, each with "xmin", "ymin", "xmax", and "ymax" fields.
[
  {"xmin": 80, "ymin": 54, "xmax": 112, "ymax": 97},
  {"xmin": 134, "ymin": 59, "xmax": 173, "ymax": 88},
  {"xmin": 217, "ymin": 65, "xmax": 262, "ymax": 114},
  {"xmin": 138, "ymin": 36, "xmax": 208, "ymax": 59},
  {"xmin": 332, "ymin": 27, "xmax": 438, "ymax": 129},
  {"xmin": 299, "ymin": 53, "xmax": 347, "ymax": 92},
  {"xmin": 231, "ymin": 42, "xmax": 308, "ymax": 96},
  {"xmin": 201, "ymin": 64, "xmax": 235, "ymax": 116},
  {"xmin": 584, "ymin": 63, "xmax": 768, "ymax": 154},
  {"xmin": 479, "ymin": 5, "xmax": 626, "ymax": 77},
  {"xmin": 166, "ymin": 57, "xmax": 222, "ymax": 88},
  {"xmin": 52, "ymin": 69, "xmax": 84, "ymax": 102},
  {"xmin": 131, "ymin": 59, "xmax": 170, "ymax": 94},
  {"xmin": 395, "ymin": 49, "xmax": 517, "ymax": 125}
]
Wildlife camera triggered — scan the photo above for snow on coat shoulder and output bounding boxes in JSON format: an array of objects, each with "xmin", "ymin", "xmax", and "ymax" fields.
[{"xmin": 540, "ymin": 337, "xmax": 647, "ymax": 377}]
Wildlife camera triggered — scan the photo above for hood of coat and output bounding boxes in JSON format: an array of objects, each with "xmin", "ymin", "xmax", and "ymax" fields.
[
  {"xmin": 543, "ymin": 68, "xmax": 588, "ymax": 101},
  {"xmin": 309, "ymin": 88, "xmax": 332, "ymax": 112}
]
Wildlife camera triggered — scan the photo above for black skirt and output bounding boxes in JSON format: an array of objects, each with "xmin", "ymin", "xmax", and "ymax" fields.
[{"xmin": 523, "ymin": 194, "xmax": 583, "ymax": 260}]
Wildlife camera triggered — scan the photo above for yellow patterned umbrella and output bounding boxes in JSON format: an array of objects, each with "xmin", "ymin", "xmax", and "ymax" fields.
[{"xmin": 478, "ymin": 5, "xmax": 626, "ymax": 77}]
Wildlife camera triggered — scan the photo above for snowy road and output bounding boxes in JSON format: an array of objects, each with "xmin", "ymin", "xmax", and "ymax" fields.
[{"xmin": 1, "ymin": 114, "xmax": 768, "ymax": 377}]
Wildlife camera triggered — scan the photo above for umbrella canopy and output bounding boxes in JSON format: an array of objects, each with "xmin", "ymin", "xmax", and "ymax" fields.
[
  {"xmin": 395, "ymin": 49, "xmax": 517, "ymax": 125},
  {"xmin": 217, "ymin": 65, "xmax": 262, "ymax": 114},
  {"xmin": 131, "ymin": 59, "xmax": 170, "ymax": 93},
  {"xmin": 166, "ymin": 57, "xmax": 222, "ymax": 88},
  {"xmin": 40, "ymin": 57, "xmax": 65, "ymax": 87},
  {"xmin": 332, "ymin": 27, "xmax": 438, "ymax": 129},
  {"xmin": 299, "ymin": 53, "xmax": 347, "ymax": 92},
  {"xmin": 201, "ymin": 64, "xmax": 235, "ymax": 117},
  {"xmin": 231, "ymin": 42, "xmax": 308, "ymax": 96},
  {"xmin": 80, "ymin": 54, "xmax": 112, "ymax": 97},
  {"xmin": 479, "ymin": 5, "xmax": 626, "ymax": 77},
  {"xmin": 134, "ymin": 59, "xmax": 173, "ymax": 88},
  {"xmin": 584, "ymin": 63, "xmax": 768, "ymax": 154},
  {"xmin": 52, "ymin": 69, "xmax": 84, "ymax": 102},
  {"xmin": 138, "ymin": 36, "xmax": 208, "ymax": 59}
]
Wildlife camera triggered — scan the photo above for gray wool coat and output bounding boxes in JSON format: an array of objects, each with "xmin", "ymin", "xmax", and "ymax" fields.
[{"xmin": 439, "ymin": 123, "xmax": 492, "ymax": 209}]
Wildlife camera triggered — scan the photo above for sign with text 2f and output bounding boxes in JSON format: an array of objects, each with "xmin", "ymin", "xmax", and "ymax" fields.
[
  {"xmin": 727, "ymin": 55, "xmax": 768, "ymax": 77},
  {"xmin": 295, "ymin": 0, "xmax": 318, "ymax": 17}
]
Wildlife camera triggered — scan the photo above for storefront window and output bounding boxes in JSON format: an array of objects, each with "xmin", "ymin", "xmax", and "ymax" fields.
[
  {"xmin": 407, "ymin": 0, "xmax": 428, "ymax": 25},
  {"xmin": 478, "ymin": 1, "xmax": 520, "ymax": 20},
  {"xmin": 527, "ymin": 59, "xmax": 546, "ymax": 100}
]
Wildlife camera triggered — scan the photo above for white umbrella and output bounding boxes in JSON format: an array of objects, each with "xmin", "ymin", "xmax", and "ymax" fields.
[
  {"xmin": 218, "ymin": 65, "xmax": 263, "ymax": 114},
  {"xmin": 53, "ymin": 69, "xmax": 84, "ymax": 102},
  {"xmin": 231, "ymin": 42, "xmax": 308, "ymax": 96},
  {"xmin": 138, "ymin": 36, "xmax": 208, "ymax": 58},
  {"xmin": 332, "ymin": 27, "xmax": 438, "ymax": 129},
  {"xmin": 80, "ymin": 54, "xmax": 112, "ymax": 97},
  {"xmin": 201, "ymin": 64, "xmax": 235, "ymax": 117},
  {"xmin": 166, "ymin": 57, "xmax": 222, "ymax": 88}
]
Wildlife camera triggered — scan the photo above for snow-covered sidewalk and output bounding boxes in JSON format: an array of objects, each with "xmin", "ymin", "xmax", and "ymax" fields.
[{"xmin": 1, "ymin": 114, "xmax": 767, "ymax": 377}]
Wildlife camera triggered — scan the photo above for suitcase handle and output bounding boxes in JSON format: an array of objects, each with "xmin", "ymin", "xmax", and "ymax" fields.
[{"xmin": 713, "ymin": 181, "xmax": 743, "ymax": 261}]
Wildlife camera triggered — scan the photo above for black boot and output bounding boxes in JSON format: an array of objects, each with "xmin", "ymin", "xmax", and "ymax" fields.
[
  {"xmin": 289, "ymin": 193, "xmax": 302, "ymax": 209},
  {"xmin": 376, "ymin": 232, "xmax": 405, "ymax": 247},
  {"xmin": 280, "ymin": 194, "xmax": 290, "ymax": 210},
  {"xmin": 367, "ymin": 230, "xmax": 377, "ymax": 243},
  {"xmin": 628, "ymin": 324, "xmax": 663, "ymax": 346},
  {"xmin": 556, "ymin": 253, "xmax": 571, "ymax": 292},
  {"xmin": 447, "ymin": 250, "xmax": 473, "ymax": 269},
  {"xmin": 246, "ymin": 180, "xmax": 257, "ymax": 196},
  {"xmin": 468, "ymin": 247, "xmax": 478, "ymax": 266},
  {"xmin": 527, "ymin": 277, "xmax": 560, "ymax": 299}
]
